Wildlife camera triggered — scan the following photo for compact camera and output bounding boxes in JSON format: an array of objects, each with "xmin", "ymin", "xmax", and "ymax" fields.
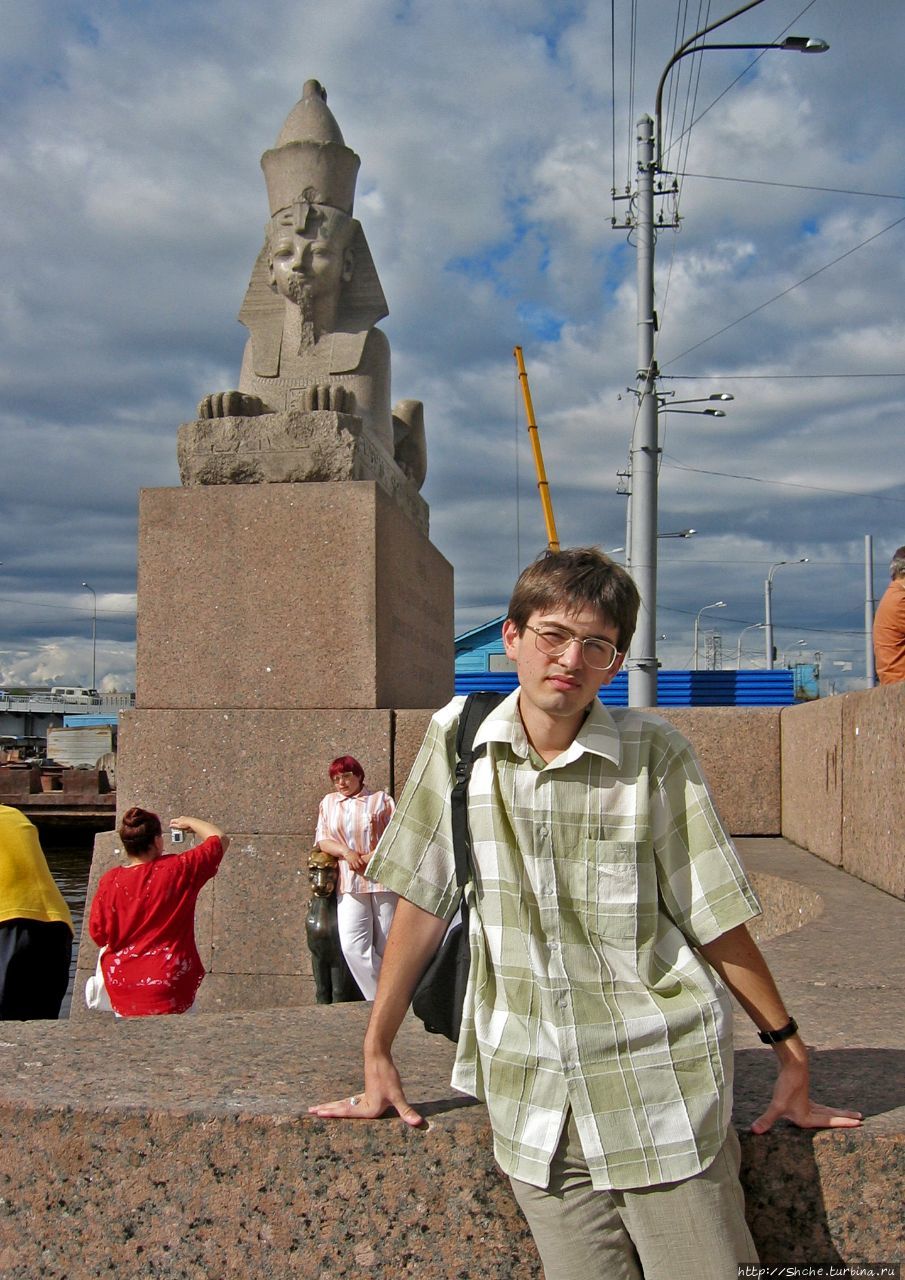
[{"xmin": 171, "ymin": 828, "xmax": 185, "ymax": 844}]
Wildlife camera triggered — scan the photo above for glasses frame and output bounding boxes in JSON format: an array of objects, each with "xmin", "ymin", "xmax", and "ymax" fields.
[{"xmin": 525, "ymin": 623, "xmax": 621, "ymax": 672}]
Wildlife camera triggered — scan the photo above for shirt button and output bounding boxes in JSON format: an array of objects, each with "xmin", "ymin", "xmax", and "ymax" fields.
[
  {"xmin": 549, "ymin": 941, "xmax": 559, "ymax": 951},
  {"xmin": 538, "ymin": 826, "xmax": 549, "ymax": 840}
]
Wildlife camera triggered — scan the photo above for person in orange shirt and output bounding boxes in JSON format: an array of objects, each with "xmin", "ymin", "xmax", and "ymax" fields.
[{"xmin": 873, "ymin": 545, "xmax": 905, "ymax": 684}]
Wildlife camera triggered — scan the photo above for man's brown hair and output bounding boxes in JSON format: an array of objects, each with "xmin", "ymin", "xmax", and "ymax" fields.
[{"xmin": 506, "ymin": 547, "xmax": 640, "ymax": 653}]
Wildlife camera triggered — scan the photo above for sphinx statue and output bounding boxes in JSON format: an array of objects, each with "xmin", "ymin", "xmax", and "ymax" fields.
[{"xmin": 179, "ymin": 80, "xmax": 428, "ymax": 525}]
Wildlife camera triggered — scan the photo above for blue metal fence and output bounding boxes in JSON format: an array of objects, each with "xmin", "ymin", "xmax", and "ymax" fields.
[{"xmin": 453, "ymin": 669, "xmax": 796, "ymax": 707}]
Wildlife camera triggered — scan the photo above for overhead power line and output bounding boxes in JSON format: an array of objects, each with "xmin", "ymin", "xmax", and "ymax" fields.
[
  {"xmin": 663, "ymin": 212, "xmax": 905, "ymax": 366},
  {"xmin": 663, "ymin": 372, "xmax": 905, "ymax": 380},
  {"xmin": 677, "ymin": 171, "xmax": 905, "ymax": 201},
  {"xmin": 661, "ymin": 453, "xmax": 905, "ymax": 504}
]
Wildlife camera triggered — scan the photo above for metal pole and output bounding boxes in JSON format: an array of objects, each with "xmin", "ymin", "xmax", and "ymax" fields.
[
  {"xmin": 693, "ymin": 614, "xmax": 700, "ymax": 671},
  {"xmin": 627, "ymin": 114, "xmax": 658, "ymax": 708},
  {"xmin": 764, "ymin": 575, "xmax": 774, "ymax": 670},
  {"xmin": 865, "ymin": 533, "xmax": 876, "ymax": 687},
  {"xmin": 82, "ymin": 581, "xmax": 97, "ymax": 689},
  {"xmin": 624, "ymin": 469, "xmax": 633, "ymax": 573}
]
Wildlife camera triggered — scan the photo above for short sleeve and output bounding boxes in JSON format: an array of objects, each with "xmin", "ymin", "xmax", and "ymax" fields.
[
  {"xmin": 315, "ymin": 797, "xmax": 329, "ymax": 845},
  {"xmin": 366, "ymin": 700, "xmax": 464, "ymax": 920},
  {"xmin": 649, "ymin": 728, "xmax": 761, "ymax": 946}
]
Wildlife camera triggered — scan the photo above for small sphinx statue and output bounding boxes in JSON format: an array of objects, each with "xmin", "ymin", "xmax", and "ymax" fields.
[
  {"xmin": 305, "ymin": 849, "xmax": 363, "ymax": 1005},
  {"xmin": 180, "ymin": 80, "xmax": 427, "ymax": 520}
]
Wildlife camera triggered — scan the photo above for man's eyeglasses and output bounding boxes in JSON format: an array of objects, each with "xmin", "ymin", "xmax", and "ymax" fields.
[{"xmin": 525, "ymin": 623, "xmax": 621, "ymax": 671}]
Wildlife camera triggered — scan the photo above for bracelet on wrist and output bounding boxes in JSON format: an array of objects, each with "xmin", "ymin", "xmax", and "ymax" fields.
[{"xmin": 757, "ymin": 1016, "xmax": 799, "ymax": 1045}]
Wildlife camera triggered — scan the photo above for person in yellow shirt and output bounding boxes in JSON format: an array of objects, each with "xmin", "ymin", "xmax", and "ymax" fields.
[{"xmin": 0, "ymin": 804, "xmax": 74, "ymax": 1019}]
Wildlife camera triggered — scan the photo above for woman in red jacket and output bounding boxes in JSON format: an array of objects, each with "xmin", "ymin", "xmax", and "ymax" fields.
[{"xmin": 88, "ymin": 807, "xmax": 229, "ymax": 1017}]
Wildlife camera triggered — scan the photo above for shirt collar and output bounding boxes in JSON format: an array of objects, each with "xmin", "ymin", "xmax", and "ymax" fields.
[{"xmin": 472, "ymin": 688, "xmax": 622, "ymax": 768}]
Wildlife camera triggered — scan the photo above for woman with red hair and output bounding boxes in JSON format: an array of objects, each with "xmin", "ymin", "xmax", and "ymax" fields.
[
  {"xmin": 88, "ymin": 808, "xmax": 229, "ymax": 1016},
  {"xmin": 315, "ymin": 756, "xmax": 396, "ymax": 999}
]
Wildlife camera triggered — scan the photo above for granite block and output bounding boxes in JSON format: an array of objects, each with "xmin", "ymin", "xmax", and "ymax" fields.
[
  {"xmin": 135, "ymin": 482, "xmax": 453, "ymax": 710},
  {"xmin": 208, "ymin": 835, "xmax": 309, "ymax": 977},
  {"xmin": 392, "ymin": 707, "xmax": 436, "ymax": 794},
  {"xmin": 195, "ymin": 969, "xmax": 317, "ymax": 1013},
  {"xmin": 643, "ymin": 708, "xmax": 781, "ymax": 835},
  {"xmin": 841, "ymin": 685, "xmax": 905, "ymax": 899},
  {"xmin": 780, "ymin": 697, "xmax": 843, "ymax": 865},
  {"xmin": 114, "ymin": 707, "xmax": 393, "ymax": 834}
]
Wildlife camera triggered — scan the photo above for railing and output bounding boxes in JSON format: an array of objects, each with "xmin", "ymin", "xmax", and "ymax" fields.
[{"xmin": 0, "ymin": 693, "xmax": 135, "ymax": 713}]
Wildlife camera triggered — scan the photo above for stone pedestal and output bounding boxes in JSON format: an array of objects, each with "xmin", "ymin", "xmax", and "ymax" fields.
[
  {"xmin": 76, "ymin": 480, "xmax": 454, "ymax": 1017},
  {"xmin": 136, "ymin": 482, "xmax": 452, "ymax": 710}
]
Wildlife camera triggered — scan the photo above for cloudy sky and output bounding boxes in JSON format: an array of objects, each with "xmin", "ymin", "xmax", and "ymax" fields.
[{"xmin": 1, "ymin": 0, "xmax": 903, "ymax": 694}]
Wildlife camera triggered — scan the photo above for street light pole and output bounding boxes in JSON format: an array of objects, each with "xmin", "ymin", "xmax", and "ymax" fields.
[
  {"xmin": 865, "ymin": 533, "xmax": 876, "ymax": 687},
  {"xmin": 693, "ymin": 601, "xmax": 726, "ymax": 671},
  {"xmin": 619, "ymin": 3, "xmax": 826, "ymax": 708},
  {"xmin": 764, "ymin": 559, "xmax": 808, "ymax": 670},
  {"xmin": 627, "ymin": 113, "xmax": 659, "ymax": 708},
  {"xmin": 735, "ymin": 621, "xmax": 765, "ymax": 668},
  {"xmin": 81, "ymin": 581, "xmax": 97, "ymax": 690}
]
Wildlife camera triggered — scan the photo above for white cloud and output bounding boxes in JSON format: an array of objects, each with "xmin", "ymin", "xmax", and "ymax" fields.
[{"xmin": 0, "ymin": 0, "xmax": 902, "ymax": 693}]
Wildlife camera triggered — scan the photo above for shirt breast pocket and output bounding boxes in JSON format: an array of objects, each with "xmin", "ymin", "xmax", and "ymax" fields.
[{"xmin": 566, "ymin": 839, "xmax": 640, "ymax": 945}]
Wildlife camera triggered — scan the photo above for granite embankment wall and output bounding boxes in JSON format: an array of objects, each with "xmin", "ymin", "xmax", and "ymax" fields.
[
  {"xmin": 5, "ymin": 689, "xmax": 902, "ymax": 1278},
  {"xmin": 781, "ymin": 680, "xmax": 905, "ymax": 899}
]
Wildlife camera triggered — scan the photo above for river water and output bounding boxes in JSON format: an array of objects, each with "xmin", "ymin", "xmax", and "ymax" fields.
[{"xmin": 43, "ymin": 830, "xmax": 94, "ymax": 1018}]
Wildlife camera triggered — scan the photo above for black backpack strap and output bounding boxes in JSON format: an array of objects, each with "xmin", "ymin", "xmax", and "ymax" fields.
[{"xmin": 450, "ymin": 691, "xmax": 506, "ymax": 888}]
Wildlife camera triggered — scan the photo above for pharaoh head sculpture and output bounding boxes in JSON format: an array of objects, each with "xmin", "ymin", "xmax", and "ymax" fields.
[{"xmin": 240, "ymin": 80, "xmax": 388, "ymax": 364}]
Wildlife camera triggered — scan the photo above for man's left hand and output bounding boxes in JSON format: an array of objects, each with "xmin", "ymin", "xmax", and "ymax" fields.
[{"xmin": 751, "ymin": 1054, "xmax": 863, "ymax": 1133}]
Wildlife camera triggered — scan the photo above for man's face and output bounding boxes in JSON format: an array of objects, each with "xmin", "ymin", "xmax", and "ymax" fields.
[
  {"xmin": 502, "ymin": 605, "xmax": 625, "ymax": 727},
  {"xmin": 268, "ymin": 204, "xmax": 354, "ymax": 306}
]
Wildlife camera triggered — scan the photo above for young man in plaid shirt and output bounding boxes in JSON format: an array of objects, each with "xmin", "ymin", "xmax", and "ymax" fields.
[{"xmin": 312, "ymin": 547, "xmax": 861, "ymax": 1279}]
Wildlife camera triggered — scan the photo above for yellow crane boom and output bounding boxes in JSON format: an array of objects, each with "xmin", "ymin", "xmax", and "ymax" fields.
[{"xmin": 513, "ymin": 345, "xmax": 560, "ymax": 552}]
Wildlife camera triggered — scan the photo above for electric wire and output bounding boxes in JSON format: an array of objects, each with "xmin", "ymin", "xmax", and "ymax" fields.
[
  {"xmin": 625, "ymin": 0, "xmax": 639, "ymax": 192},
  {"xmin": 676, "ymin": 172, "xmax": 905, "ymax": 201},
  {"xmin": 660, "ymin": 453, "xmax": 905, "ymax": 505},
  {"xmin": 610, "ymin": 0, "xmax": 617, "ymax": 211},
  {"xmin": 663, "ymin": 372, "xmax": 905, "ymax": 381},
  {"xmin": 663, "ymin": 212, "xmax": 905, "ymax": 366}
]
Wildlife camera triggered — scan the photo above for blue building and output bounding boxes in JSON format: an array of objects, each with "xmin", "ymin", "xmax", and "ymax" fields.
[{"xmin": 454, "ymin": 616, "xmax": 796, "ymax": 707}]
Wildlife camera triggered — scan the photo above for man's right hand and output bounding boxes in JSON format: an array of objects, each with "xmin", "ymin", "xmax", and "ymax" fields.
[{"xmin": 307, "ymin": 1052, "xmax": 424, "ymax": 1127}]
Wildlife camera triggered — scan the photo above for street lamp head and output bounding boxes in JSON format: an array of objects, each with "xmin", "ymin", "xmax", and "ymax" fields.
[
  {"xmin": 702, "ymin": 408, "xmax": 726, "ymax": 417},
  {"xmin": 780, "ymin": 36, "xmax": 829, "ymax": 53},
  {"xmin": 709, "ymin": 393, "xmax": 733, "ymax": 402}
]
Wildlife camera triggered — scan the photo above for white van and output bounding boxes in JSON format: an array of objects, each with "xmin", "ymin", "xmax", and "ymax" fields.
[{"xmin": 50, "ymin": 687, "xmax": 100, "ymax": 703}]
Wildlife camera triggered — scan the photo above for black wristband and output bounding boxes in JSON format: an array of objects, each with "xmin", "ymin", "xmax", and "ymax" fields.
[{"xmin": 757, "ymin": 1016, "xmax": 798, "ymax": 1045}]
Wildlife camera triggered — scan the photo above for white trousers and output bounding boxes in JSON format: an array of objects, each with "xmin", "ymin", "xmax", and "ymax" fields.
[{"xmin": 336, "ymin": 890, "xmax": 398, "ymax": 1000}]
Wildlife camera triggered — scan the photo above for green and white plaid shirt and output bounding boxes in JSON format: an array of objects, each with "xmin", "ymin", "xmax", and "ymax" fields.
[{"xmin": 368, "ymin": 690, "xmax": 761, "ymax": 1191}]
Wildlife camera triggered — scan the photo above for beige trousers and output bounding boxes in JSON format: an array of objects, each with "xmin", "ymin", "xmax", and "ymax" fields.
[{"xmin": 509, "ymin": 1115, "xmax": 758, "ymax": 1280}]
